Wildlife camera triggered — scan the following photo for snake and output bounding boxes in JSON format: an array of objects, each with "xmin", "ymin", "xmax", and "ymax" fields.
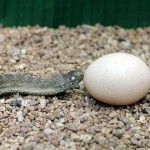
[{"xmin": 0, "ymin": 70, "xmax": 83, "ymax": 96}]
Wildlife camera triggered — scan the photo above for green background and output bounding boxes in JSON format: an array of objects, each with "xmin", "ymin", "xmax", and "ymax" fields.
[{"xmin": 0, "ymin": 0, "xmax": 150, "ymax": 28}]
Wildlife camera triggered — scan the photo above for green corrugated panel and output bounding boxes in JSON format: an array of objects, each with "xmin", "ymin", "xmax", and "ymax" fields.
[
  {"xmin": 116, "ymin": 0, "xmax": 129, "ymax": 27},
  {"xmin": 18, "ymin": 0, "xmax": 32, "ymax": 26},
  {"xmin": 0, "ymin": 0, "xmax": 4, "ymax": 18},
  {"xmin": 31, "ymin": 0, "xmax": 43, "ymax": 26},
  {"xmin": 63, "ymin": 0, "xmax": 72, "ymax": 26},
  {"xmin": 4, "ymin": 0, "xmax": 18, "ymax": 26},
  {"xmin": 90, "ymin": 0, "xmax": 104, "ymax": 25},
  {"xmin": 71, "ymin": 0, "xmax": 82, "ymax": 26},
  {"xmin": 0, "ymin": 0, "xmax": 150, "ymax": 28},
  {"xmin": 138, "ymin": 0, "xmax": 150, "ymax": 26},
  {"xmin": 103, "ymin": 0, "xmax": 117, "ymax": 26},
  {"xmin": 53, "ymin": 0, "xmax": 63, "ymax": 27},
  {"xmin": 42, "ymin": 0, "xmax": 55, "ymax": 27}
]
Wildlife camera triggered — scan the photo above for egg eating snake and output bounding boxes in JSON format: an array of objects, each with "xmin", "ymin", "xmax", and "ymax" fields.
[{"xmin": 0, "ymin": 70, "xmax": 83, "ymax": 96}]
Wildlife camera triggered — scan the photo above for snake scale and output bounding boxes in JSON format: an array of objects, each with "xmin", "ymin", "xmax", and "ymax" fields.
[{"xmin": 0, "ymin": 70, "xmax": 83, "ymax": 95}]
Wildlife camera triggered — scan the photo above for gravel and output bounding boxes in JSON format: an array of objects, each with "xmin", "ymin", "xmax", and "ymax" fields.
[{"xmin": 0, "ymin": 24, "xmax": 150, "ymax": 149}]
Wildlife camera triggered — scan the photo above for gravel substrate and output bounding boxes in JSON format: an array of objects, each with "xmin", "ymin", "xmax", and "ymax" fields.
[{"xmin": 0, "ymin": 24, "xmax": 150, "ymax": 150}]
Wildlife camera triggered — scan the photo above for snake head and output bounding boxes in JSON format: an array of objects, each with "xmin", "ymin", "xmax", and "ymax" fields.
[{"xmin": 64, "ymin": 69, "xmax": 84, "ymax": 87}]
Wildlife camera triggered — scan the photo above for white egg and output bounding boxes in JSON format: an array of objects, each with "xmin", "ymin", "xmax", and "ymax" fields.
[{"xmin": 84, "ymin": 53, "xmax": 150, "ymax": 106}]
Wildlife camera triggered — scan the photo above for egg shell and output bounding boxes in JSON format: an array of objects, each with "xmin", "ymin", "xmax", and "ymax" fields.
[{"xmin": 84, "ymin": 53, "xmax": 150, "ymax": 106}]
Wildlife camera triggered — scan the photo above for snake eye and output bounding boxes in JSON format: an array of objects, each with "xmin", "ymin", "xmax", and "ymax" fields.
[{"xmin": 71, "ymin": 76, "xmax": 76, "ymax": 81}]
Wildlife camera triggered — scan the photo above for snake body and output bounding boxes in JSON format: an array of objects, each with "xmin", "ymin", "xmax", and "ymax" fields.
[{"xmin": 0, "ymin": 70, "xmax": 83, "ymax": 95}]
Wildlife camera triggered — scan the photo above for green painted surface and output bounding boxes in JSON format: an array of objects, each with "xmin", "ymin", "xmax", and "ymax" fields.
[{"xmin": 0, "ymin": 0, "xmax": 150, "ymax": 28}]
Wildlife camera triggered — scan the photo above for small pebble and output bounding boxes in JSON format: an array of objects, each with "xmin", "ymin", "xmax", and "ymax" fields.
[
  {"xmin": 80, "ymin": 134, "xmax": 92, "ymax": 143},
  {"xmin": 114, "ymin": 128, "xmax": 125, "ymax": 138},
  {"xmin": 43, "ymin": 128, "xmax": 55, "ymax": 135},
  {"xmin": 17, "ymin": 111, "xmax": 24, "ymax": 122},
  {"xmin": 109, "ymin": 112, "xmax": 118, "ymax": 118},
  {"xmin": 0, "ymin": 106, "xmax": 5, "ymax": 111},
  {"xmin": 119, "ymin": 41, "xmax": 130, "ymax": 49},
  {"xmin": 10, "ymin": 100, "xmax": 22, "ymax": 107},
  {"xmin": 21, "ymin": 99, "xmax": 31, "ymax": 107},
  {"xmin": 39, "ymin": 98, "xmax": 46, "ymax": 108}
]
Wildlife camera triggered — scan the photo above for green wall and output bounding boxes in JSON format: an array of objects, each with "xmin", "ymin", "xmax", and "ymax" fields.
[{"xmin": 0, "ymin": 0, "xmax": 150, "ymax": 28}]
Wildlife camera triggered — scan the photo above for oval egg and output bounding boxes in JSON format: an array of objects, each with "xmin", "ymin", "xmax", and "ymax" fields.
[{"xmin": 84, "ymin": 53, "xmax": 150, "ymax": 105}]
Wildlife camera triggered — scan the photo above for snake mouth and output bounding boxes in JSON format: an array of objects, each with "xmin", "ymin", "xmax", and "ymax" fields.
[
  {"xmin": 73, "ymin": 69, "xmax": 84, "ymax": 82},
  {"xmin": 78, "ymin": 72, "xmax": 84, "ymax": 82}
]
